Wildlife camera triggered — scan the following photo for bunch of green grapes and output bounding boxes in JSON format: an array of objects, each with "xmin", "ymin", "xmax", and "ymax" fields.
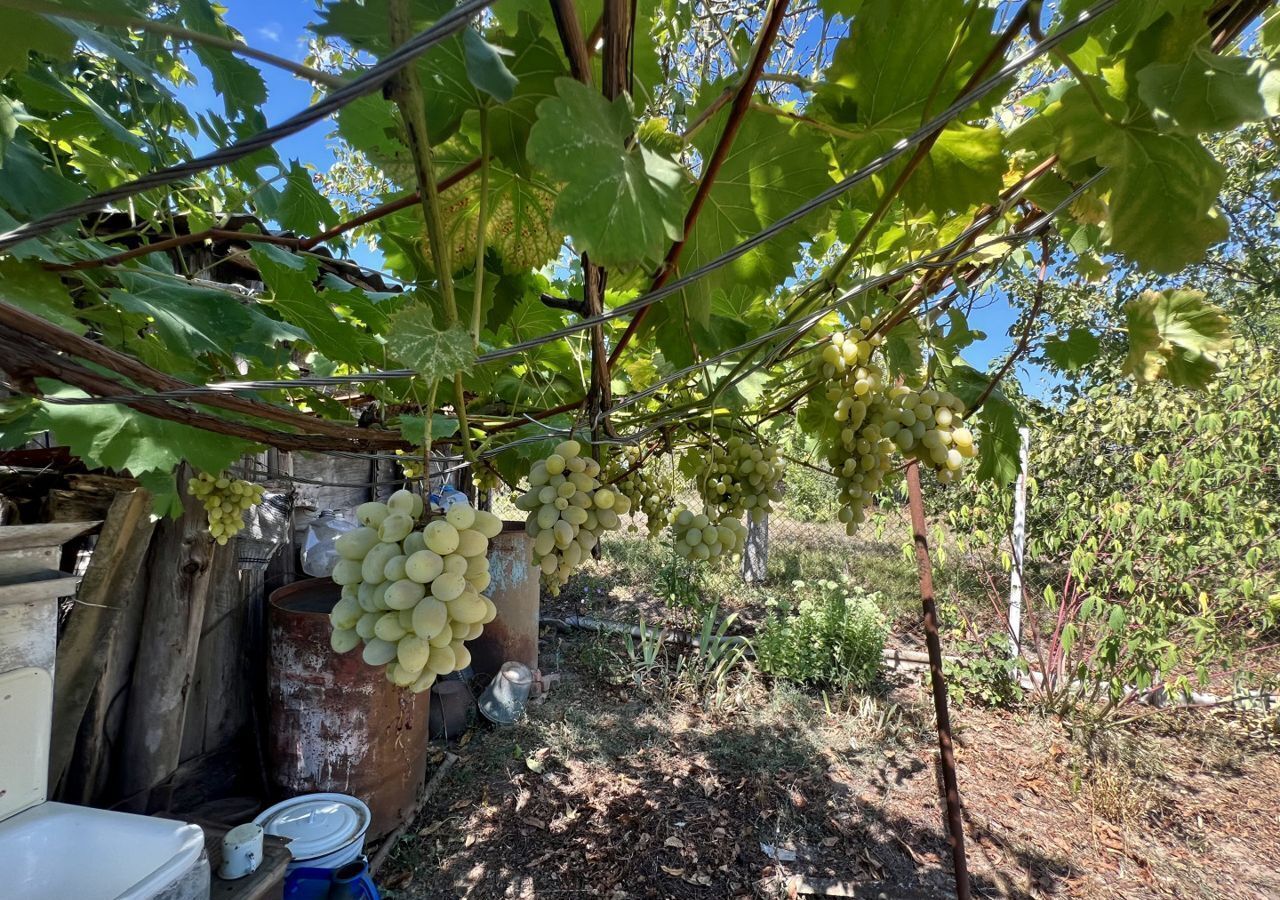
[
  {"xmin": 187, "ymin": 471, "xmax": 265, "ymax": 545},
  {"xmin": 608, "ymin": 449, "xmax": 673, "ymax": 538},
  {"xmin": 668, "ymin": 506, "xmax": 748, "ymax": 561},
  {"xmin": 327, "ymin": 489, "xmax": 503, "ymax": 693},
  {"xmin": 813, "ymin": 319, "xmax": 977, "ymax": 532},
  {"xmin": 472, "ymin": 461, "xmax": 501, "ymax": 495},
  {"xmin": 700, "ymin": 435, "xmax": 785, "ymax": 523},
  {"xmin": 513, "ymin": 439, "xmax": 630, "ymax": 595},
  {"xmin": 395, "ymin": 449, "xmax": 423, "ymax": 480}
]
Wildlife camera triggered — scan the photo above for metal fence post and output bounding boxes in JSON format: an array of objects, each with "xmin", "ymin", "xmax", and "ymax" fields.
[
  {"xmin": 743, "ymin": 511, "xmax": 768, "ymax": 583},
  {"xmin": 1008, "ymin": 426, "xmax": 1030, "ymax": 660}
]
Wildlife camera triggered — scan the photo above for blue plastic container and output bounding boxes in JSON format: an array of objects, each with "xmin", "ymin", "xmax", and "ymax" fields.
[{"xmin": 284, "ymin": 859, "xmax": 381, "ymax": 900}]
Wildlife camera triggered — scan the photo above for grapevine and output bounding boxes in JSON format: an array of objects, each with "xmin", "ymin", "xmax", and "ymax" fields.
[
  {"xmin": 513, "ymin": 439, "xmax": 630, "ymax": 595},
  {"xmin": 327, "ymin": 488, "xmax": 503, "ymax": 692},
  {"xmin": 187, "ymin": 471, "xmax": 265, "ymax": 545}
]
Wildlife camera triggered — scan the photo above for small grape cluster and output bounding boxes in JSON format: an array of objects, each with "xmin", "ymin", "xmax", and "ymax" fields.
[
  {"xmin": 668, "ymin": 506, "xmax": 749, "ymax": 561},
  {"xmin": 472, "ymin": 461, "xmax": 501, "ymax": 495},
  {"xmin": 701, "ymin": 435, "xmax": 785, "ymax": 523},
  {"xmin": 608, "ymin": 449, "xmax": 673, "ymax": 537},
  {"xmin": 814, "ymin": 319, "xmax": 977, "ymax": 531},
  {"xmin": 328, "ymin": 489, "xmax": 503, "ymax": 693},
  {"xmin": 514, "ymin": 439, "xmax": 630, "ymax": 595},
  {"xmin": 187, "ymin": 471, "xmax": 265, "ymax": 545}
]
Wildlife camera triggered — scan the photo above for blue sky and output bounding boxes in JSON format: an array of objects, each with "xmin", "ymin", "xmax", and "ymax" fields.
[{"xmin": 177, "ymin": 3, "xmax": 1046, "ymax": 389}]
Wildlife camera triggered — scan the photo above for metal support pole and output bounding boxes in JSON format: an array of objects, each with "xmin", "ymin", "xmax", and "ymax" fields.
[
  {"xmin": 743, "ymin": 511, "xmax": 769, "ymax": 583},
  {"xmin": 905, "ymin": 460, "xmax": 970, "ymax": 900},
  {"xmin": 1007, "ymin": 426, "xmax": 1030, "ymax": 659}
]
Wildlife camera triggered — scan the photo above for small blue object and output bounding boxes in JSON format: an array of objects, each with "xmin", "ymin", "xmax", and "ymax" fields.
[
  {"xmin": 430, "ymin": 485, "xmax": 467, "ymax": 513},
  {"xmin": 284, "ymin": 860, "xmax": 380, "ymax": 900}
]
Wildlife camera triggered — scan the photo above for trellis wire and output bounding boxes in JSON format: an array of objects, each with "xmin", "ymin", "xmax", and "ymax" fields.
[
  {"xmin": 0, "ymin": 0, "xmax": 497, "ymax": 252},
  {"xmin": 35, "ymin": 168, "xmax": 1101, "ymax": 428}
]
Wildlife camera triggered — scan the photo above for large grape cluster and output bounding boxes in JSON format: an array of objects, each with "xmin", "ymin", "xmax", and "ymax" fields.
[
  {"xmin": 327, "ymin": 489, "xmax": 503, "ymax": 693},
  {"xmin": 668, "ymin": 506, "xmax": 748, "ymax": 561},
  {"xmin": 608, "ymin": 449, "xmax": 673, "ymax": 537},
  {"xmin": 700, "ymin": 435, "xmax": 784, "ymax": 523},
  {"xmin": 814, "ymin": 319, "xmax": 978, "ymax": 531},
  {"xmin": 187, "ymin": 471, "xmax": 265, "ymax": 545},
  {"xmin": 513, "ymin": 439, "xmax": 629, "ymax": 595}
]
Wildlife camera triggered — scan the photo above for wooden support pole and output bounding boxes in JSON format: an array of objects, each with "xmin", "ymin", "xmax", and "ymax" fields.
[
  {"xmin": 904, "ymin": 460, "xmax": 970, "ymax": 900},
  {"xmin": 49, "ymin": 487, "xmax": 156, "ymax": 797},
  {"xmin": 1008, "ymin": 426, "xmax": 1030, "ymax": 659},
  {"xmin": 116, "ymin": 465, "xmax": 222, "ymax": 812}
]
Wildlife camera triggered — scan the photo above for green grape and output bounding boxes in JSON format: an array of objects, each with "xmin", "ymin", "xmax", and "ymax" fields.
[
  {"xmin": 810, "ymin": 325, "xmax": 979, "ymax": 533},
  {"xmin": 699, "ymin": 436, "xmax": 785, "ymax": 522},
  {"xmin": 607, "ymin": 448, "xmax": 674, "ymax": 537},
  {"xmin": 518, "ymin": 439, "xmax": 628, "ymax": 596},
  {"xmin": 324, "ymin": 494, "xmax": 499, "ymax": 690},
  {"xmin": 187, "ymin": 470, "xmax": 265, "ymax": 546},
  {"xmin": 667, "ymin": 505, "xmax": 749, "ymax": 562}
]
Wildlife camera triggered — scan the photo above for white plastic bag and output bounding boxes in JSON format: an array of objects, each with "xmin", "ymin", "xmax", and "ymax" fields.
[{"xmin": 300, "ymin": 511, "xmax": 358, "ymax": 577}]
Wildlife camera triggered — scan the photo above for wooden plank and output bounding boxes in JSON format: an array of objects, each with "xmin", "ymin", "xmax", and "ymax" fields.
[
  {"xmin": 49, "ymin": 488, "xmax": 155, "ymax": 794},
  {"xmin": 180, "ymin": 542, "xmax": 248, "ymax": 765},
  {"xmin": 117, "ymin": 468, "xmax": 218, "ymax": 812}
]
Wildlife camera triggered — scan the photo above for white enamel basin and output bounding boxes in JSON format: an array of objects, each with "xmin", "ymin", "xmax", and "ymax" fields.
[{"xmin": 0, "ymin": 801, "xmax": 205, "ymax": 899}]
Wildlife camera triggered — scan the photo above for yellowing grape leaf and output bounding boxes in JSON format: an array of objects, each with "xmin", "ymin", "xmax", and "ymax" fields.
[{"xmin": 1122, "ymin": 288, "xmax": 1231, "ymax": 388}]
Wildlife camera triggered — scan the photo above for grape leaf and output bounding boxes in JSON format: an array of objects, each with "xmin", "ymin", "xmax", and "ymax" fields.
[
  {"xmin": 179, "ymin": 0, "xmax": 268, "ymax": 119},
  {"xmin": 526, "ymin": 78, "xmax": 686, "ymax": 268},
  {"xmin": 0, "ymin": 96, "xmax": 20, "ymax": 166},
  {"xmin": 0, "ymin": 12, "xmax": 73, "ymax": 76},
  {"xmin": 463, "ymin": 28, "xmax": 517, "ymax": 102},
  {"xmin": 398, "ymin": 413, "xmax": 460, "ymax": 444},
  {"xmin": 0, "ymin": 138, "xmax": 87, "ymax": 218},
  {"xmin": 250, "ymin": 245, "xmax": 382, "ymax": 365},
  {"xmin": 260, "ymin": 161, "xmax": 340, "ymax": 234},
  {"xmin": 108, "ymin": 272, "xmax": 306, "ymax": 363},
  {"xmin": 480, "ymin": 12, "xmax": 566, "ymax": 171},
  {"xmin": 1099, "ymin": 129, "xmax": 1226, "ymax": 273},
  {"xmin": 426, "ymin": 166, "xmax": 563, "ymax": 275},
  {"xmin": 815, "ymin": 0, "xmax": 999, "ymax": 131},
  {"xmin": 2, "ymin": 381, "xmax": 254, "ymax": 515},
  {"xmin": 1122, "ymin": 288, "xmax": 1231, "ymax": 388},
  {"xmin": 883, "ymin": 318, "xmax": 925, "ymax": 384},
  {"xmin": 974, "ymin": 394, "xmax": 1022, "ymax": 486},
  {"xmin": 646, "ymin": 104, "xmax": 832, "ymax": 366},
  {"xmin": 1137, "ymin": 48, "xmax": 1280, "ymax": 135},
  {"xmin": 385, "ymin": 304, "xmax": 476, "ymax": 382},
  {"xmin": 1043, "ymin": 328, "xmax": 1100, "ymax": 372},
  {"xmin": 0, "ymin": 258, "xmax": 84, "ymax": 334},
  {"xmin": 901, "ymin": 124, "xmax": 1005, "ymax": 214}
]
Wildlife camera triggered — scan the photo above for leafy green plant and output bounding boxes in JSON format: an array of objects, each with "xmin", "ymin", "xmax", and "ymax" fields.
[
  {"xmin": 755, "ymin": 577, "xmax": 887, "ymax": 690},
  {"xmin": 943, "ymin": 635, "xmax": 1025, "ymax": 708}
]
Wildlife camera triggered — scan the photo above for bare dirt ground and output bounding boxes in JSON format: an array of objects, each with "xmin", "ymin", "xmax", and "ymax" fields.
[{"xmin": 378, "ymin": 627, "xmax": 1280, "ymax": 900}]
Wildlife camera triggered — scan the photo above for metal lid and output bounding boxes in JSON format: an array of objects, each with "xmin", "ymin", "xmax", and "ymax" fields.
[{"xmin": 253, "ymin": 794, "xmax": 371, "ymax": 861}]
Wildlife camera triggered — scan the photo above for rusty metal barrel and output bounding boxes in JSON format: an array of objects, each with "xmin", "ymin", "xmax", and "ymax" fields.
[
  {"xmin": 267, "ymin": 578, "xmax": 429, "ymax": 839},
  {"xmin": 467, "ymin": 521, "xmax": 539, "ymax": 677}
]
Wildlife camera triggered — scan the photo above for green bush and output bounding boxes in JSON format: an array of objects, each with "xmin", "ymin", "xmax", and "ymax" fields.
[{"xmin": 755, "ymin": 577, "xmax": 886, "ymax": 689}]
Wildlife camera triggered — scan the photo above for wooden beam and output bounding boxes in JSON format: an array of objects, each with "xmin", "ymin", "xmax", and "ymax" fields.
[
  {"xmin": 49, "ymin": 487, "xmax": 157, "ymax": 797},
  {"xmin": 116, "ymin": 468, "xmax": 225, "ymax": 812}
]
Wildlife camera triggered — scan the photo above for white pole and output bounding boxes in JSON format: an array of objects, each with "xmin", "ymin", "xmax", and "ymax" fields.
[
  {"xmin": 1008, "ymin": 426, "xmax": 1030, "ymax": 660},
  {"xmin": 743, "ymin": 511, "xmax": 768, "ymax": 584}
]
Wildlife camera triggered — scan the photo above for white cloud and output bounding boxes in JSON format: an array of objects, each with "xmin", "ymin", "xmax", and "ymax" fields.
[{"xmin": 257, "ymin": 24, "xmax": 281, "ymax": 42}]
